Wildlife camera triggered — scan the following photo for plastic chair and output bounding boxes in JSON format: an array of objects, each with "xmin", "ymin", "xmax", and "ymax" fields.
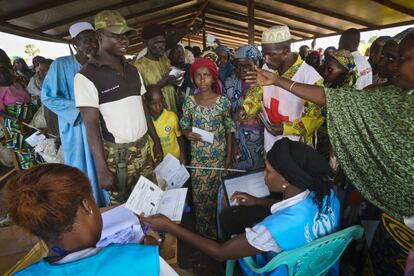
[{"xmin": 225, "ymin": 225, "xmax": 364, "ymax": 276}]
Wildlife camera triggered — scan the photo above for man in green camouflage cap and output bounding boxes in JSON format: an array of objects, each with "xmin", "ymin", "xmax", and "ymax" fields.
[{"xmin": 74, "ymin": 10, "xmax": 163, "ymax": 203}]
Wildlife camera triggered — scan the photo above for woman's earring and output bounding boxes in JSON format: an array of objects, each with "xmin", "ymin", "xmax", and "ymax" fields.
[{"xmin": 282, "ymin": 184, "xmax": 287, "ymax": 189}]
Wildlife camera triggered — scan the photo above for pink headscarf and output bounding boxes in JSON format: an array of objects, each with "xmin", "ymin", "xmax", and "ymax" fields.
[{"xmin": 189, "ymin": 58, "xmax": 221, "ymax": 94}]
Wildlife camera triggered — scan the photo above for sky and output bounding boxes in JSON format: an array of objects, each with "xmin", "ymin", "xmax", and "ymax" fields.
[
  {"xmin": 0, "ymin": 24, "xmax": 413, "ymax": 64},
  {"xmin": 291, "ymin": 24, "xmax": 414, "ymax": 52}
]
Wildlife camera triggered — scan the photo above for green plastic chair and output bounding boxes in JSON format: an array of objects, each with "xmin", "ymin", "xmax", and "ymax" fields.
[{"xmin": 225, "ymin": 225, "xmax": 364, "ymax": 276}]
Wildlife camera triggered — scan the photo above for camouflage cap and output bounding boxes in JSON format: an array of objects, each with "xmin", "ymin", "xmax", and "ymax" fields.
[{"xmin": 94, "ymin": 10, "xmax": 135, "ymax": 34}]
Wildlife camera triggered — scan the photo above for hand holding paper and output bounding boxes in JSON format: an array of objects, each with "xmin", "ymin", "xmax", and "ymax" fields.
[
  {"xmin": 230, "ymin": 192, "xmax": 258, "ymax": 207},
  {"xmin": 224, "ymin": 171, "xmax": 270, "ymax": 207},
  {"xmin": 169, "ymin": 66, "xmax": 185, "ymax": 86},
  {"xmin": 140, "ymin": 214, "xmax": 175, "ymax": 233},
  {"xmin": 97, "ymin": 204, "xmax": 144, "ymax": 247},
  {"xmin": 154, "ymin": 153, "xmax": 190, "ymax": 189},
  {"xmin": 192, "ymin": 127, "xmax": 214, "ymax": 143},
  {"xmin": 126, "ymin": 176, "xmax": 188, "ymax": 221}
]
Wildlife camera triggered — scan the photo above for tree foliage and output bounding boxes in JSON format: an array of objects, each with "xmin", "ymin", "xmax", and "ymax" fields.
[{"xmin": 24, "ymin": 44, "xmax": 40, "ymax": 57}]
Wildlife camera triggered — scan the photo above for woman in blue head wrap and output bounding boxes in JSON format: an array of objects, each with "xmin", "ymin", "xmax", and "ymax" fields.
[
  {"xmin": 215, "ymin": 45, "xmax": 234, "ymax": 83},
  {"xmin": 223, "ymin": 45, "xmax": 264, "ymax": 170}
]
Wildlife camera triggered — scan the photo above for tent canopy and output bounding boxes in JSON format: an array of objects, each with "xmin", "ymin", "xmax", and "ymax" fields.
[{"xmin": 1, "ymin": 0, "xmax": 413, "ymax": 52}]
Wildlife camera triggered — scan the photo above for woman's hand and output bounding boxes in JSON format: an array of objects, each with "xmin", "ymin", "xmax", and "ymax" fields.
[
  {"xmin": 183, "ymin": 130, "xmax": 203, "ymax": 141},
  {"xmin": 140, "ymin": 214, "xmax": 174, "ymax": 232},
  {"xmin": 230, "ymin": 192, "xmax": 258, "ymax": 207},
  {"xmin": 245, "ymin": 68, "xmax": 279, "ymax": 87}
]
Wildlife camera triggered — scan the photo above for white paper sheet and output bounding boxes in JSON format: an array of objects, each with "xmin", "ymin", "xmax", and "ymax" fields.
[
  {"xmin": 157, "ymin": 188, "xmax": 188, "ymax": 221},
  {"xmin": 25, "ymin": 131, "xmax": 46, "ymax": 147},
  {"xmin": 155, "ymin": 154, "xmax": 189, "ymax": 189},
  {"xmin": 167, "ymin": 164, "xmax": 190, "ymax": 189},
  {"xmin": 224, "ymin": 171, "xmax": 270, "ymax": 207},
  {"xmin": 192, "ymin": 127, "xmax": 214, "ymax": 144},
  {"xmin": 169, "ymin": 66, "xmax": 185, "ymax": 78},
  {"xmin": 169, "ymin": 66, "xmax": 185, "ymax": 87},
  {"xmin": 97, "ymin": 204, "xmax": 144, "ymax": 247},
  {"xmin": 154, "ymin": 153, "xmax": 181, "ymax": 180},
  {"xmin": 125, "ymin": 176, "xmax": 163, "ymax": 217},
  {"xmin": 160, "ymin": 256, "xmax": 178, "ymax": 276}
]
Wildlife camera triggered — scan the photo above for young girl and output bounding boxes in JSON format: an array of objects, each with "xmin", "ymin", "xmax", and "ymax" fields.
[{"xmin": 180, "ymin": 58, "xmax": 235, "ymax": 239}]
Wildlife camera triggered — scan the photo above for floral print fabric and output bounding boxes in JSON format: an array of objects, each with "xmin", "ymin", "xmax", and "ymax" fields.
[{"xmin": 180, "ymin": 95, "xmax": 235, "ymax": 238}]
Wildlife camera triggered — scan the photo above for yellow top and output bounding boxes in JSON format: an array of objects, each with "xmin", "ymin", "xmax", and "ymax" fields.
[
  {"xmin": 149, "ymin": 109, "xmax": 182, "ymax": 159},
  {"xmin": 242, "ymin": 55, "xmax": 324, "ymax": 146},
  {"xmin": 134, "ymin": 56, "xmax": 179, "ymax": 115}
]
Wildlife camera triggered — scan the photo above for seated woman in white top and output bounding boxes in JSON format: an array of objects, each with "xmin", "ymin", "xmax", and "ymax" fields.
[
  {"xmin": 4, "ymin": 164, "xmax": 160, "ymax": 276},
  {"xmin": 143, "ymin": 138, "xmax": 341, "ymax": 275}
]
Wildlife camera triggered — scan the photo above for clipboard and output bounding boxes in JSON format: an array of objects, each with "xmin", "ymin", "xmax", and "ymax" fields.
[{"xmin": 222, "ymin": 168, "xmax": 270, "ymax": 207}]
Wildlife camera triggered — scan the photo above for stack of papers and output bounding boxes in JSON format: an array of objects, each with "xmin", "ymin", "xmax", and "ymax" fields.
[
  {"xmin": 154, "ymin": 153, "xmax": 189, "ymax": 189},
  {"xmin": 258, "ymin": 103, "xmax": 274, "ymax": 131},
  {"xmin": 97, "ymin": 205, "xmax": 178, "ymax": 275},
  {"xmin": 97, "ymin": 204, "xmax": 144, "ymax": 248}
]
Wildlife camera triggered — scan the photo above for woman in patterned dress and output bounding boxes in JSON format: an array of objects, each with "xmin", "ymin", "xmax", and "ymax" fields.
[
  {"xmin": 223, "ymin": 45, "xmax": 264, "ymax": 171},
  {"xmin": 180, "ymin": 58, "xmax": 235, "ymax": 239}
]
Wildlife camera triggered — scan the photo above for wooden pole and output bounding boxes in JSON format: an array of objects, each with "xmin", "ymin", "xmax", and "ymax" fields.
[
  {"xmin": 187, "ymin": 0, "xmax": 209, "ymax": 27},
  {"xmin": 248, "ymin": 0, "xmax": 255, "ymax": 45},
  {"xmin": 202, "ymin": 9, "xmax": 206, "ymax": 50}
]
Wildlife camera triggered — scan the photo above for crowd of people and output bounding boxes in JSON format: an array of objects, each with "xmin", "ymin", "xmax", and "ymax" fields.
[{"xmin": 0, "ymin": 9, "xmax": 413, "ymax": 276}]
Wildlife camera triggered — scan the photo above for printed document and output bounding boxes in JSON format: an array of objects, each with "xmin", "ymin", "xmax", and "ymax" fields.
[
  {"xmin": 154, "ymin": 153, "xmax": 190, "ymax": 189},
  {"xmin": 224, "ymin": 171, "xmax": 270, "ymax": 207},
  {"xmin": 126, "ymin": 176, "xmax": 188, "ymax": 221}
]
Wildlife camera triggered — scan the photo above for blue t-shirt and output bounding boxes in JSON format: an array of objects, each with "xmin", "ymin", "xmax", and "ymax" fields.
[{"xmin": 14, "ymin": 244, "xmax": 159, "ymax": 276}]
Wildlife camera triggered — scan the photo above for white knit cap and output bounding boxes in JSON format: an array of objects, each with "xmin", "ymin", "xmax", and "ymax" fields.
[
  {"xmin": 69, "ymin": 22, "xmax": 94, "ymax": 38},
  {"xmin": 262, "ymin": 25, "xmax": 291, "ymax": 44}
]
